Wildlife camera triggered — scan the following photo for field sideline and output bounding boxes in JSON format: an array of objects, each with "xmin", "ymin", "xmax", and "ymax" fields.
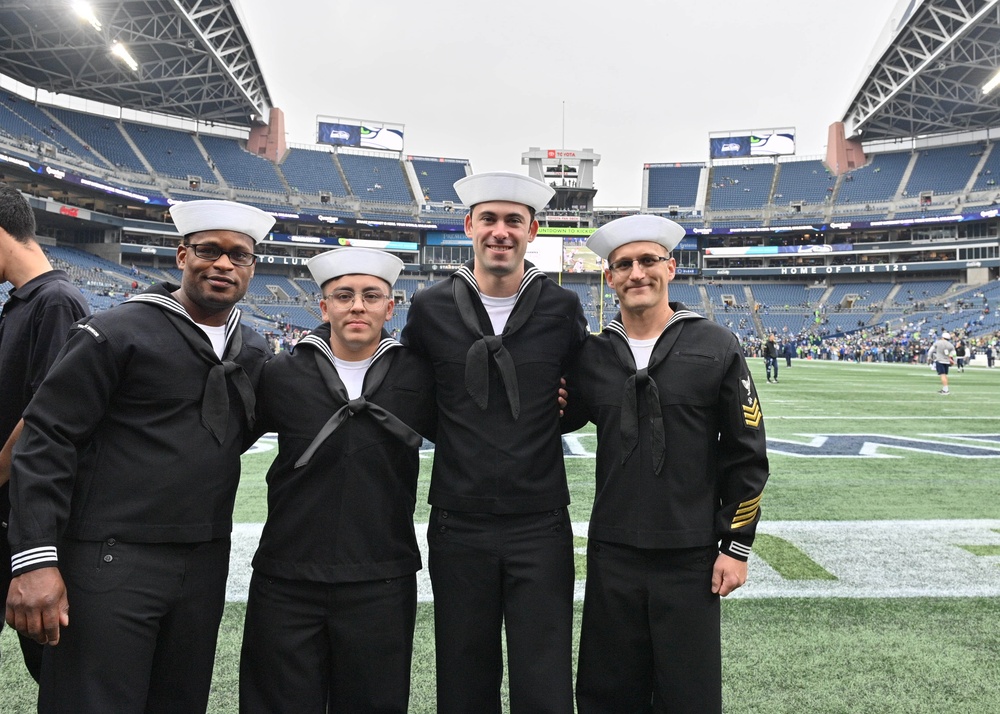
[{"xmin": 2, "ymin": 359, "xmax": 999, "ymax": 712}]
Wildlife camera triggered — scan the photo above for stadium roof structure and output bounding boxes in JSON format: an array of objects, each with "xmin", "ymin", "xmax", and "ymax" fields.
[
  {"xmin": 0, "ymin": 0, "xmax": 272, "ymax": 126},
  {"xmin": 843, "ymin": 0, "xmax": 1000, "ymax": 141}
]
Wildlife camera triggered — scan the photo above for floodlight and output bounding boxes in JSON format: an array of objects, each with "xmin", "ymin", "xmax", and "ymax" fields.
[
  {"xmin": 111, "ymin": 41, "xmax": 139, "ymax": 72},
  {"xmin": 982, "ymin": 67, "xmax": 1000, "ymax": 95},
  {"xmin": 72, "ymin": 1, "xmax": 102, "ymax": 31}
]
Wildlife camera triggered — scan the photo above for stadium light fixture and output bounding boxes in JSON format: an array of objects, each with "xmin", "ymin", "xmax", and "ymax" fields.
[
  {"xmin": 982, "ymin": 68, "xmax": 1000, "ymax": 95},
  {"xmin": 71, "ymin": 1, "xmax": 102, "ymax": 31},
  {"xmin": 110, "ymin": 41, "xmax": 139, "ymax": 72}
]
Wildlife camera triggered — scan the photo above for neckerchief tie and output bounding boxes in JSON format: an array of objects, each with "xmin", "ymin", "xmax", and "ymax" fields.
[
  {"xmin": 606, "ymin": 307, "xmax": 703, "ymax": 475},
  {"xmin": 295, "ymin": 334, "xmax": 423, "ymax": 468},
  {"xmin": 127, "ymin": 292, "xmax": 255, "ymax": 444},
  {"xmin": 452, "ymin": 263, "xmax": 545, "ymax": 420}
]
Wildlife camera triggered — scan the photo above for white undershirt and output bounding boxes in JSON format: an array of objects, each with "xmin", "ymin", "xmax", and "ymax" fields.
[
  {"xmin": 196, "ymin": 323, "xmax": 227, "ymax": 359},
  {"xmin": 333, "ymin": 355, "xmax": 373, "ymax": 399},
  {"xmin": 628, "ymin": 336, "xmax": 658, "ymax": 370},
  {"xmin": 479, "ymin": 293, "xmax": 517, "ymax": 335}
]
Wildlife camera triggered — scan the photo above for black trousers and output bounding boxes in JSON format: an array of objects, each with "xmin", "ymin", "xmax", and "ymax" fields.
[
  {"xmin": 1, "ymin": 513, "xmax": 44, "ymax": 684},
  {"xmin": 428, "ymin": 507, "xmax": 575, "ymax": 714},
  {"xmin": 37, "ymin": 538, "xmax": 230, "ymax": 714},
  {"xmin": 576, "ymin": 541, "xmax": 722, "ymax": 714},
  {"xmin": 239, "ymin": 571, "xmax": 417, "ymax": 713}
]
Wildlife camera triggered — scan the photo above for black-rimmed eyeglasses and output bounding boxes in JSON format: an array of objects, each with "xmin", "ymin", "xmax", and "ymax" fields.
[
  {"xmin": 185, "ymin": 243, "xmax": 257, "ymax": 267},
  {"xmin": 607, "ymin": 255, "xmax": 670, "ymax": 274}
]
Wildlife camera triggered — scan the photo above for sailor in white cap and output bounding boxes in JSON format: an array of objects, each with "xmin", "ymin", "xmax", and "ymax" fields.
[
  {"xmin": 401, "ymin": 172, "xmax": 587, "ymax": 713},
  {"xmin": 6, "ymin": 198, "xmax": 274, "ymax": 711},
  {"xmin": 562, "ymin": 214, "xmax": 769, "ymax": 713},
  {"xmin": 928, "ymin": 329, "xmax": 956, "ymax": 394},
  {"xmin": 240, "ymin": 247, "xmax": 436, "ymax": 713}
]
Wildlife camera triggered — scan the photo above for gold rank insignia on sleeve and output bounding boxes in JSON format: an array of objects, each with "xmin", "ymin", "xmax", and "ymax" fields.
[
  {"xmin": 742, "ymin": 398, "xmax": 762, "ymax": 428},
  {"xmin": 732, "ymin": 493, "xmax": 762, "ymax": 529}
]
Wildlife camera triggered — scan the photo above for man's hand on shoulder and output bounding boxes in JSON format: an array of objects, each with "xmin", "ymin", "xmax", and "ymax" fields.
[{"xmin": 5, "ymin": 566, "xmax": 69, "ymax": 645}]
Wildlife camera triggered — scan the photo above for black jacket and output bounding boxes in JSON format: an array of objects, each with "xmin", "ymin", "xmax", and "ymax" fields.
[
  {"xmin": 401, "ymin": 261, "xmax": 588, "ymax": 513},
  {"xmin": 563, "ymin": 305, "xmax": 769, "ymax": 560},
  {"xmin": 9, "ymin": 284, "xmax": 270, "ymax": 575},
  {"xmin": 252, "ymin": 324, "xmax": 436, "ymax": 583}
]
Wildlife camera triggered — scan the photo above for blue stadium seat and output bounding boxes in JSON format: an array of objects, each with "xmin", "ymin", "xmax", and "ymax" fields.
[
  {"xmin": 122, "ymin": 122, "xmax": 216, "ymax": 182},
  {"xmin": 338, "ymin": 153, "xmax": 414, "ymax": 205},
  {"xmin": 199, "ymin": 134, "xmax": 286, "ymax": 194},
  {"xmin": 646, "ymin": 165, "xmax": 702, "ymax": 209},
  {"xmin": 44, "ymin": 107, "xmax": 148, "ymax": 173},
  {"xmin": 411, "ymin": 158, "xmax": 468, "ymax": 204},
  {"xmin": 279, "ymin": 148, "xmax": 349, "ymax": 196}
]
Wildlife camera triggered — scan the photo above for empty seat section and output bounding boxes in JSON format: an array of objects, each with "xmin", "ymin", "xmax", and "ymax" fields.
[
  {"xmin": 338, "ymin": 153, "xmax": 413, "ymax": 205},
  {"xmin": 412, "ymin": 159, "xmax": 467, "ymax": 203},
  {"xmin": 835, "ymin": 152, "xmax": 909, "ymax": 204},
  {"xmin": 904, "ymin": 144, "xmax": 982, "ymax": 195},
  {"xmin": 707, "ymin": 164, "xmax": 775, "ymax": 211},
  {"xmin": 45, "ymin": 107, "xmax": 148, "ymax": 173},
  {"xmin": 279, "ymin": 148, "xmax": 348, "ymax": 196},
  {"xmin": 647, "ymin": 165, "xmax": 702, "ymax": 209},
  {"xmin": 199, "ymin": 135, "xmax": 286, "ymax": 193},
  {"xmin": 772, "ymin": 160, "xmax": 834, "ymax": 204},
  {"xmin": 123, "ymin": 122, "xmax": 215, "ymax": 182}
]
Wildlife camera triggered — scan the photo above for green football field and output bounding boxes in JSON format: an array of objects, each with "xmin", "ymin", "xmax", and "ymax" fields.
[{"xmin": 3, "ymin": 359, "xmax": 1000, "ymax": 712}]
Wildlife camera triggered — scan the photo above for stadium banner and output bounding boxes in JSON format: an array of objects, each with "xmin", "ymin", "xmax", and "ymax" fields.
[
  {"xmin": 705, "ymin": 244, "xmax": 854, "ymax": 257},
  {"xmin": 263, "ymin": 234, "xmax": 418, "ymax": 252},
  {"xmin": 702, "ymin": 258, "xmax": 998, "ymax": 278},
  {"xmin": 709, "ymin": 128, "xmax": 796, "ymax": 159},
  {"xmin": 317, "ymin": 122, "xmax": 361, "ymax": 147},
  {"xmin": 317, "ymin": 117, "xmax": 405, "ymax": 152}
]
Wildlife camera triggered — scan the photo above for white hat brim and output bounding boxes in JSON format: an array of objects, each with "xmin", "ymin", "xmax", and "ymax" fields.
[
  {"xmin": 454, "ymin": 171, "xmax": 555, "ymax": 213},
  {"xmin": 170, "ymin": 200, "xmax": 276, "ymax": 244},
  {"xmin": 586, "ymin": 214, "xmax": 686, "ymax": 260},
  {"xmin": 307, "ymin": 247, "xmax": 404, "ymax": 289}
]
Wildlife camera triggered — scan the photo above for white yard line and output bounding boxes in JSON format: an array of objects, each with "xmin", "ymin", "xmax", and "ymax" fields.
[{"xmin": 227, "ymin": 519, "xmax": 1000, "ymax": 603}]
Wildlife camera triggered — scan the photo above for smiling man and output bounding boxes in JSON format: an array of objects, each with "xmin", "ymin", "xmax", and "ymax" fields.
[
  {"xmin": 401, "ymin": 172, "xmax": 587, "ymax": 713},
  {"xmin": 5, "ymin": 199, "xmax": 274, "ymax": 713},
  {"xmin": 562, "ymin": 214, "xmax": 770, "ymax": 714},
  {"xmin": 239, "ymin": 247, "xmax": 435, "ymax": 713}
]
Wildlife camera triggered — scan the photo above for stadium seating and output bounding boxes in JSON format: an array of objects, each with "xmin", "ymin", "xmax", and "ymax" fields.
[
  {"xmin": 279, "ymin": 148, "xmax": 349, "ymax": 196},
  {"xmin": 903, "ymin": 144, "xmax": 983, "ymax": 196},
  {"xmin": 199, "ymin": 134, "xmax": 286, "ymax": 194},
  {"xmin": 749, "ymin": 283, "xmax": 811, "ymax": 308},
  {"xmin": 969, "ymin": 142, "xmax": 1000, "ymax": 192},
  {"xmin": 122, "ymin": 122, "xmax": 216, "ymax": 182},
  {"xmin": 44, "ymin": 106, "xmax": 148, "ymax": 173},
  {"xmin": 772, "ymin": 160, "xmax": 834, "ymax": 205},
  {"xmin": 646, "ymin": 165, "xmax": 702, "ymax": 209},
  {"xmin": 707, "ymin": 163, "xmax": 776, "ymax": 211},
  {"xmin": 0, "ymin": 96, "xmax": 98, "ymax": 165},
  {"xmin": 411, "ymin": 159, "xmax": 467, "ymax": 204},
  {"xmin": 835, "ymin": 152, "xmax": 910, "ymax": 204},
  {"xmin": 338, "ymin": 153, "xmax": 413, "ymax": 205}
]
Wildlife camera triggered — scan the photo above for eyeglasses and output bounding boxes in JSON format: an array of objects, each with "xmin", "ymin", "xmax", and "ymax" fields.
[
  {"xmin": 607, "ymin": 255, "xmax": 671, "ymax": 274},
  {"xmin": 324, "ymin": 290, "xmax": 390, "ymax": 308},
  {"xmin": 185, "ymin": 243, "xmax": 257, "ymax": 267}
]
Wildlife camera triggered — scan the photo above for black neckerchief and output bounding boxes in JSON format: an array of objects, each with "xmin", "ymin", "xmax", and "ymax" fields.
[
  {"xmin": 293, "ymin": 326, "xmax": 422, "ymax": 468},
  {"xmin": 605, "ymin": 303, "xmax": 704, "ymax": 474},
  {"xmin": 127, "ymin": 286, "xmax": 254, "ymax": 444},
  {"xmin": 451, "ymin": 259, "xmax": 545, "ymax": 420}
]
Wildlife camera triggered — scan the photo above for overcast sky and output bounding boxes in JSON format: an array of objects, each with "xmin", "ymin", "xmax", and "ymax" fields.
[{"xmin": 232, "ymin": 0, "xmax": 902, "ymax": 207}]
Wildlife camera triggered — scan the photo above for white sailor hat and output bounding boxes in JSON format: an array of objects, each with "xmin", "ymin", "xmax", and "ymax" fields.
[
  {"xmin": 942, "ymin": 331, "xmax": 951, "ymax": 339},
  {"xmin": 169, "ymin": 199, "xmax": 275, "ymax": 244},
  {"xmin": 586, "ymin": 214, "xmax": 686, "ymax": 260},
  {"xmin": 454, "ymin": 171, "xmax": 554, "ymax": 213},
  {"xmin": 307, "ymin": 247, "xmax": 404, "ymax": 289}
]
